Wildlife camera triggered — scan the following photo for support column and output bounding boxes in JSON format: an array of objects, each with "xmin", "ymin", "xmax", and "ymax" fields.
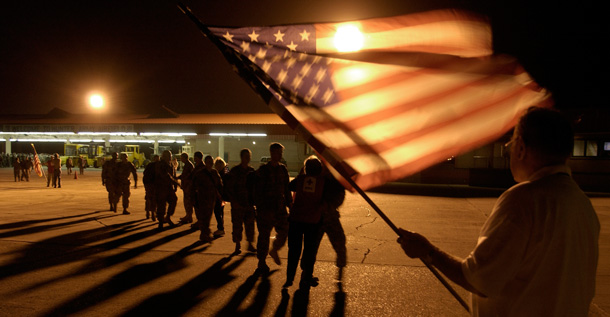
[
  {"xmin": 154, "ymin": 140, "xmax": 159, "ymax": 155},
  {"xmin": 5, "ymin": 138, "xmax": 11, "ymax": 155},
  {"xmin": 218, "ymin": 136, "xmax": 224, "ymax": 159},
  {"xmin": 104, "ymin": 136, "xmax": 110, "ymax": 149}
]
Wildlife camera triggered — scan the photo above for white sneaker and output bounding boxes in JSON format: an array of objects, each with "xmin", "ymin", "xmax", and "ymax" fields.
[{"xmin": 213, "ymin": 229, "xmax": 225, "ymax": 237}]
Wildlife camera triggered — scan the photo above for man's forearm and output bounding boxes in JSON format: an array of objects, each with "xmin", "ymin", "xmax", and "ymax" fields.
[{"xmin": 426, "ymin": 248, "xmax": 484, "ymax": 296}]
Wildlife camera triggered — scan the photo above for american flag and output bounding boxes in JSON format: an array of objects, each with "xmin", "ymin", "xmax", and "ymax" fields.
[
  {"xmin": 184, "ymin": 7, "xmax": 550, "ymax": 190},
  {"xmin": 31, "ymin": 144, "xmax": 43, "ymax": 177}
]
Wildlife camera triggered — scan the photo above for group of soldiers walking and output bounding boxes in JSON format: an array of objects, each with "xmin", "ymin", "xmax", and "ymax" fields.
[
  {"xmin": 101, "ymin": 142, "xmax": 348, "ymax": 288},
  {"xmin": 101, "ymin": 152, "xmax": 138, "ymax": 214}
]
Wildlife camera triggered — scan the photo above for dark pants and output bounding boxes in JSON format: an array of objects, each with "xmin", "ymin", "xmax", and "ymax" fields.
[
  {"xmin": 287, "ymin": 221, "xmax": 322, "ymax": 283},
  {"xmin": 52, "ymin": 170, "xmax": 61, "ymax": 188},
  {"xmin": 114, "ymin": 181, "xmax": 131, "ymax": 210},
  {"xmin": 194, "ymin": 192, "xmax": 215, "ymax": 237},
  {"xmin": 256, "ymin": 205, "xmax": 289, "ymax": 263},
  {"xmin": 144, "ymin": 184, "xmax": 157, "ymax": 213},
  {"xmin": 105, "ymin": 181, "xmax": 116, "ymax": 206},
  {"xmin": 231, "ymin": 202, "xmax": 256, "ymax": 243},
  {"xmin": 156, "ymin": 189, "xmax": 178, "ymax": 221},
  {"xmin": 214, "ymin": 199, "xmax": 224, "ymax": 231}
]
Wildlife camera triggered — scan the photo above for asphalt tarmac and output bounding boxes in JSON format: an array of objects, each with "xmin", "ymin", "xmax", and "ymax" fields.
[{"xmin": 0, "ymin": 168, "xmax": 608, "ymax": 316}]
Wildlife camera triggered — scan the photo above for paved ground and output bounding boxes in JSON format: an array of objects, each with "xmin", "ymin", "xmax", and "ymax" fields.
[{"xmin": 0, "ymin": 168, "xmax": 608, "ymax": 316}]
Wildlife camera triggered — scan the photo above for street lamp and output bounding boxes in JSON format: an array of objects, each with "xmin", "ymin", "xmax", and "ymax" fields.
[{"xmin": 89, "ymin": 94, "xmax": 104, "ymax": 109}]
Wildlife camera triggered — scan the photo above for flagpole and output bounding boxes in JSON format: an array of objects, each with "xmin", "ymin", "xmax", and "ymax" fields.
[
  {"xmin": 177, "ymin": 3, "xmax": 469, "ymax": 312},
  {"xmin": 341, "ymin": 174, "xmax": 470, "ymax": 312}
]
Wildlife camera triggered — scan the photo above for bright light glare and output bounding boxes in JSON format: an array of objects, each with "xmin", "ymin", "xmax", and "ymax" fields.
[
  {"xmin": 89, "ymin": 94, "xmax": 104, "ymax": 109},
  {"xmin": 334, "ymin": 25, "xmax": 364, "ymax": 52}
]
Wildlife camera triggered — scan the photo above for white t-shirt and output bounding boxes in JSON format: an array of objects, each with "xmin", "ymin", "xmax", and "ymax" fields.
[{"xmin": 462, "ymin": 165, "xmax": 599, "ymax": 316}]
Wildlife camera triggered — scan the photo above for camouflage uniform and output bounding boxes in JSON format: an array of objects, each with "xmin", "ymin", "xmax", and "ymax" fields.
[
  {"xmin": 155, "ymin": 160, "xmax": 178, "ymax": 224},
  {"xmin": 114, "ymin": 159, "xmax": 138, "ymax": 212},
  {"xmin": 191, "ymin": 166, "xmax": 222, "ymax": 240},
  {"xmin": 178, "ymin": 160, "xmax": 195, "ymax": 221},
  {"xmin": 142, "ymin": 161, "xmax": 158, "ymax": 219},
  {"xmin": 254, "ymin": 162, "xmax": 292, "ymax": 266},
  {"xmin": 102, "ymin": 158, "xmax": 118, "ymax": 210},
  {"xmin": 13, "ymin": 158, "xmax": 21, "ymax": 182},
  {"xmin": 226, "ymin": 164, "xmax": 257, "ymax": 244}
]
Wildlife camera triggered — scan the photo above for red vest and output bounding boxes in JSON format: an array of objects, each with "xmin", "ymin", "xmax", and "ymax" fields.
[{"xmin": 290, "ymin": 174, "xmax": 325, "ymax": 223}]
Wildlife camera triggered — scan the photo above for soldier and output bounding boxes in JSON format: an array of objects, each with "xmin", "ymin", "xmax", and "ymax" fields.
[
  {"xmin": 178, "ymin": 152, "xmax": 195, "ymax": 224},
  {"xmin": 78, "ymin": 156, "xmax": 85, "ymax": 175},
  {"xmin": 51, "ymin": 153, "xmax": 61, "ymax": 188},
  {"xmin": 191, "ymin": 155, "xmax": 222, "ymax": 243},
  {"xmin": 20, "ymin": 157, "xmax": 30, "ymax": 181},
  {"xmin": 253, "ymin": 142, "xmax": 292, "ymax": 274},
  {"xmin": 189, "ymin": 151, "xmax": 206, "ymax": 230},
  {"xmin": 213, "ymin": 157, "xmax": 228, "ymax": 237},
  {"xmin": 143, "ymin": 155, "xmax": 160, "ymax": 221},
  {"xmin": 114, "ymin": 153, "xmax": 138, "ymax": 215},
  {"xmin": 226, "ymin": 148, "xmax": 257, "ymax": 254},
  {"xmin": 155, "ymin": 150, "xmax": 180, "ymax": 229},
  {"xmin": 102, "ymin": 153, "xmax": 119, "ymax": 211},
  {"xmin": 13, "ymin": 157, "xmax": 21, "ymax": 182},
  {"xmin": 46, "ymin": 158, "xmax": 54, "ymax": 187},
  {"xmin": 66, "ymin": 157, "xmax": 73, "ymax": 175}
]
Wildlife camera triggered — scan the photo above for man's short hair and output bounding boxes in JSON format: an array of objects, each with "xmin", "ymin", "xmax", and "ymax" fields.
[
  {"xmin": 181, "ymin": 152, "xmax": 188, "ymax": 159},
  {"xmin": 194, "ymin": 151, "xmax": 203, "ymax": 159},
  {"xmin": 516, "ymin": 107, "xmax": 574, "ymax": 161},
  {"xmin": 240, "ymin": 148, "xmax": 252, "ymax": 158},
  {"xmin": 269, "ymin": 142, "xmax": 284, "ymax": 152}
]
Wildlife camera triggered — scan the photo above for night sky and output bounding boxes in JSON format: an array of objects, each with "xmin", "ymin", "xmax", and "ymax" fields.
[{"xmin": 0, "ymin": 0, "xmax": 605, "ymax": 115}]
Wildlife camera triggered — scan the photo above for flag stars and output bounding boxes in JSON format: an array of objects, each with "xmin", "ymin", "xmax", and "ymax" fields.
[
  {"xmin": 240, "ymin": 41, "xmax": 251, "ymax": 53},
  {"xmin": 287, "ymin": 41, "xmax": 298, "ymax": 51},
  {"xmin": 300, "ymin": 29, "xmax": 311, "ymax": 41},
  {"xmin": 223, "ymin": 31, "xmax": 234, "ymax": 43},
  {"xmin": 277, "ymin": 69, "xmax": 289, "ymax": 85},
  {"xmin": 314, "ymin": 68, "xmax": 327, "ymax": 83},
  {"xmin": 273, "ymin": 29, "xmax": 285, "ymax": 42},
  {"xmin": 322, "ymin": 88, "xmax": 335, "ymax": 104},
  {"xmin": 285, "ymin": 57, "xmax": 297, "ymax": 69},
  {"xmin": 291, "ymin": 75, "xmax": 304, "ymax": 90},
  {"xmin": 256, "ymin": 48, "xmax": 268, "ymax": 59},
  {"xmin": 300, "ymin": 63, "xmax": 312, "ymax": 77},
  {"xmin": 248, "ymin": 30, "xmax": 260, "ymax": 42}
]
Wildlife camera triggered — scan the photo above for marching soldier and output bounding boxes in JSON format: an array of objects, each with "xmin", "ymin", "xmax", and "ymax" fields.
[
  {"xmin": 254, "ymin": 142, "xmax": 292, "ymax": 274},
  {"xmin": 102, "ymin": 152, "xmax": 119, "ymax": 211},
  {"xmin": 143, "ymin": 155, "xmax": 160, "ymax": 221},
  {"xmin": 178, "ymin": 152, "xmax": 195, "ymax": 224},
  {"xmin": 191, "ymin": 155, "xmax": 222, "ymax": 243},
  {"xmin": 155, "ymin": 150, "xmax": 180, "ymax": 229},
  {"xmin": 226, "ymin": 148, "xmax": 257, "ymax": 254},
  {"xmin": 114, "ymin": 153, "xmax": 138, "ymax": 215}
]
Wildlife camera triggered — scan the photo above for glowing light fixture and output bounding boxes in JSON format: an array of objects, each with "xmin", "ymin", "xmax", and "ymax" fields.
[
  {"xmin": 89, "ymin": 94, "xmax": 104, "ymax": 109},
  {"xmin": 334, "ymin": 25, "xmax": 364, "ymax": 52}
]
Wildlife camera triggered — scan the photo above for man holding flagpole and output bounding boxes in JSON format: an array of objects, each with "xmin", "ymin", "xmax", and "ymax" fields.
[{"xmin": 397, "ymin": 107, "xmax": 599, "ymax": 316}]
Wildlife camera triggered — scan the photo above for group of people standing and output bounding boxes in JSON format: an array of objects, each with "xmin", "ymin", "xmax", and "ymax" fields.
[
  {"xmin": 108, "ymin": 142, "xmax": 348, "ymax": 289},
  {"xmin": 65, "ymin": 156, "xmax": 86, "ymax": 175},
  {"xmin": 12, "ymin": 156, "xmax": 33, "ymax": 182}
]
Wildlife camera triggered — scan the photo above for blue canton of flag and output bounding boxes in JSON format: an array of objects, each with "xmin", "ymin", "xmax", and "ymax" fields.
[{"xmin": 210, "ymin": 26, "xmax": 339, "ymax": 107}]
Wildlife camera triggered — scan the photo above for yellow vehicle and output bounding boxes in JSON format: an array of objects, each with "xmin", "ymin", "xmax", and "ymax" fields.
[
  {"xmin": 61, "ymin": 144, "xmax": 106, "ymax": 168},
  {"xmin": 121, "ymin": 145, "xmax": 147, "ymax": 169}
]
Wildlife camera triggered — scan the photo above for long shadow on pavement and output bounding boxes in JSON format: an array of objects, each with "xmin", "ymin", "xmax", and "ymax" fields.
[
  {"xmin": 0, "ymin": 217, "xmax": 157, "ymax": 282},
  {"xmin": 0, "ymin": 210, "xmax": 103, "ymax": 231},
  {"xmin": 0, "ymin": 212, "xmax": 120, "ymax": 239},
  {"xmin": 41, "ymin": 241, "xmax": 209, "ymax": 317},
  {"xmin": 18, "ymin": 224, "xmax": 194, "ymax": 293},
  {"xmin": 214, "ymin": 269, "xmax": 277, "ymax": 317},
  {"xmin": 121, "ymin": 253, "xmax": 249, "ymax": 317}
]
